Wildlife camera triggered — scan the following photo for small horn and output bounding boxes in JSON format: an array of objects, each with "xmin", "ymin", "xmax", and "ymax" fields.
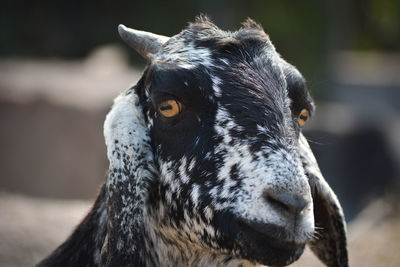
[{"xmin": 118, "ymin": 24, "xmax": 169, "ymax": 60}]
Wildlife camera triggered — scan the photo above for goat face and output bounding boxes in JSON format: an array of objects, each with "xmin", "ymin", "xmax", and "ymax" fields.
[
  {"xmin": 105, "ymin": 17, "xmax": 348, "ymax": 267},
  {"xmin": 37, "ymin": 17, "xmax": 347, "ymax": 267},
  {"xmin": 130, "ymin": 19, "xmax": 314, "ymax": 266}
]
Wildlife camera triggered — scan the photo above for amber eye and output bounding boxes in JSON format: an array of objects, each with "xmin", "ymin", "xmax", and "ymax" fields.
[
  {"xmin": 297, "ymin": 109, "xmax": 310, "ymax": 127},
  {"xmin": 157, "ymin": 99, "xmax": 184, "ymax": 118}
]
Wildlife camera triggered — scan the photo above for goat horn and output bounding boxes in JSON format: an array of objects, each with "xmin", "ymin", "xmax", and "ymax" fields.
[{"xmin": 118, "ymin": 24, "xmax": 169, "ymax": 60}]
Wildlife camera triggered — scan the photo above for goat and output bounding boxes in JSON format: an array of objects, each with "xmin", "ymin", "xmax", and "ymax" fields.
[{"xmin": 38, "ymin": 17, "xmax": 348, "ymax": 267}]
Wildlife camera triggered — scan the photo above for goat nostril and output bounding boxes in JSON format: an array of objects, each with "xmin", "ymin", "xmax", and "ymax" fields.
[
  {"xmin": 263, "ymin": 190, "xmax": 308, "ymax": 216},
  {"xmin": 265, "ymin": 195, "xmax": 290, "ymax": 212}
]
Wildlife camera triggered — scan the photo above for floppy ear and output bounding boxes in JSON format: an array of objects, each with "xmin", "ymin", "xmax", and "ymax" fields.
[
  {"xmin": 299, "ymin": 133, "xmax": 349, "ymax": 267},
  {"xmin": 101, "ymin": 83, "xmax": 157, "ymax": 266}
]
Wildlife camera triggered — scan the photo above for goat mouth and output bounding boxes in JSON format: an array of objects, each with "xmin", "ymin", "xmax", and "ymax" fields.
[{"xmin": 234, "ymin": 219, "xmax": 306, "ymax": 266}]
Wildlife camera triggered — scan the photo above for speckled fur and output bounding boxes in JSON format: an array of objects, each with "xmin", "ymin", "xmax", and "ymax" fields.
[{"xmin": 38, "ymin": 17, "xmax": 348, "ymax": 267}]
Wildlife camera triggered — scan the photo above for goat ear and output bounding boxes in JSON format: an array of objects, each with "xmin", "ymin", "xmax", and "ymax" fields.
[
  {"xmin": 299, "ymin": 133, "xmax": 349, "ymax": 267},
  {"xmin": 101, "ymin": 85, "xmax": 157, "ymax": 265}
]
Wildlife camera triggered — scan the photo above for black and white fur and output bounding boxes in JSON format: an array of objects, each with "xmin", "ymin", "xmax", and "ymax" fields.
[{"xmin": 38, "ymin": 17, "xmax": 348, "ymax": 267}]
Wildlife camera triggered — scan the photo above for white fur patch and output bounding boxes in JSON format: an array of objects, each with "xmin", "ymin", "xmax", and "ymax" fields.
[
  {"xmin": 212, "ymin": 107, "xmax": 314, "ymax": 242},
  {"xmin": 156, "ymin": 41, "xmax": 213, "ymax": 70}
]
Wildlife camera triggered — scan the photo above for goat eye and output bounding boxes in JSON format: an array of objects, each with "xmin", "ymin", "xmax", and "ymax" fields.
[
  {"xmin": 297, "ymin": 109, "xmax": 309, "ymax": 127},
  {"xmin": 157, "ymin": 99, "xmax": 184, "ymax": 118}
]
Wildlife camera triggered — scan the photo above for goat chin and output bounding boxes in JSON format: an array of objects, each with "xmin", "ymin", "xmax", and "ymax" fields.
[{"xmin": 214, "ymin": 212, "xmax": 310, "ymax": 266}]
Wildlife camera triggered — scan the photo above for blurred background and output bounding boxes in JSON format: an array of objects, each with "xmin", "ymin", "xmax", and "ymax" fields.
[{"xmin": 0, "ymin": 0, "xmax": 399, "ymax": 266}]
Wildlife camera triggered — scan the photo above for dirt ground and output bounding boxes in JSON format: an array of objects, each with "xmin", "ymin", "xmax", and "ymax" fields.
[
  {"xmin": 0, "ymin": 193, "xmax": 90, "ymax": 267},
  {"xmin": 0, "ymin": 192, "xmax": 399, "ymax": 267}
]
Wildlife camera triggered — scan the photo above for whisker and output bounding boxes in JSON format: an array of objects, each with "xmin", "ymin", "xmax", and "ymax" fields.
[{"xmin": 305, "ymin": 136, "xmax": 329, "ymax": 146}]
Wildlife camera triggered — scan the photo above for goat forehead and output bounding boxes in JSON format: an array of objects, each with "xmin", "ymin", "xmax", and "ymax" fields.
[
  {"xmin": 152, "ymin": 39, "xmax": 289, "ymax": 113},
  {"xmin": 213, "ymin": 53, "xmax": 289, "ymax": 126},
  {"xmin": 153, "ymin": 27, "xmax": 288, "ymax": 102},
  {"xmin": 154, "ymin": 23, "xmax": 278, "ymax": 71},
  {"xmin": 155, "ymin": 39, "xmax": 213, "ymax": 69}
]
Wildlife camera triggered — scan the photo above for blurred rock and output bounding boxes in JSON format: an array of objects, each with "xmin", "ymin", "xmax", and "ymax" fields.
[
  {"xmin": 0, "ymin": 46, "xmax": 142, "ymax": 198},
  {"xmin": 0, "ymin": 45, "xmax": 141, "ymax": 110},
  {"xmin": 0, "ymin": 99, "xmax": 107, "ymax": 198}
]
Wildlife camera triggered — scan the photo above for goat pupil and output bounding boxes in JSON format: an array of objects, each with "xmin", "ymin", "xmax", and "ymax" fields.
[{"xmin": 160, "ymin": 105, "xmax": 172, "ymax": 111}]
